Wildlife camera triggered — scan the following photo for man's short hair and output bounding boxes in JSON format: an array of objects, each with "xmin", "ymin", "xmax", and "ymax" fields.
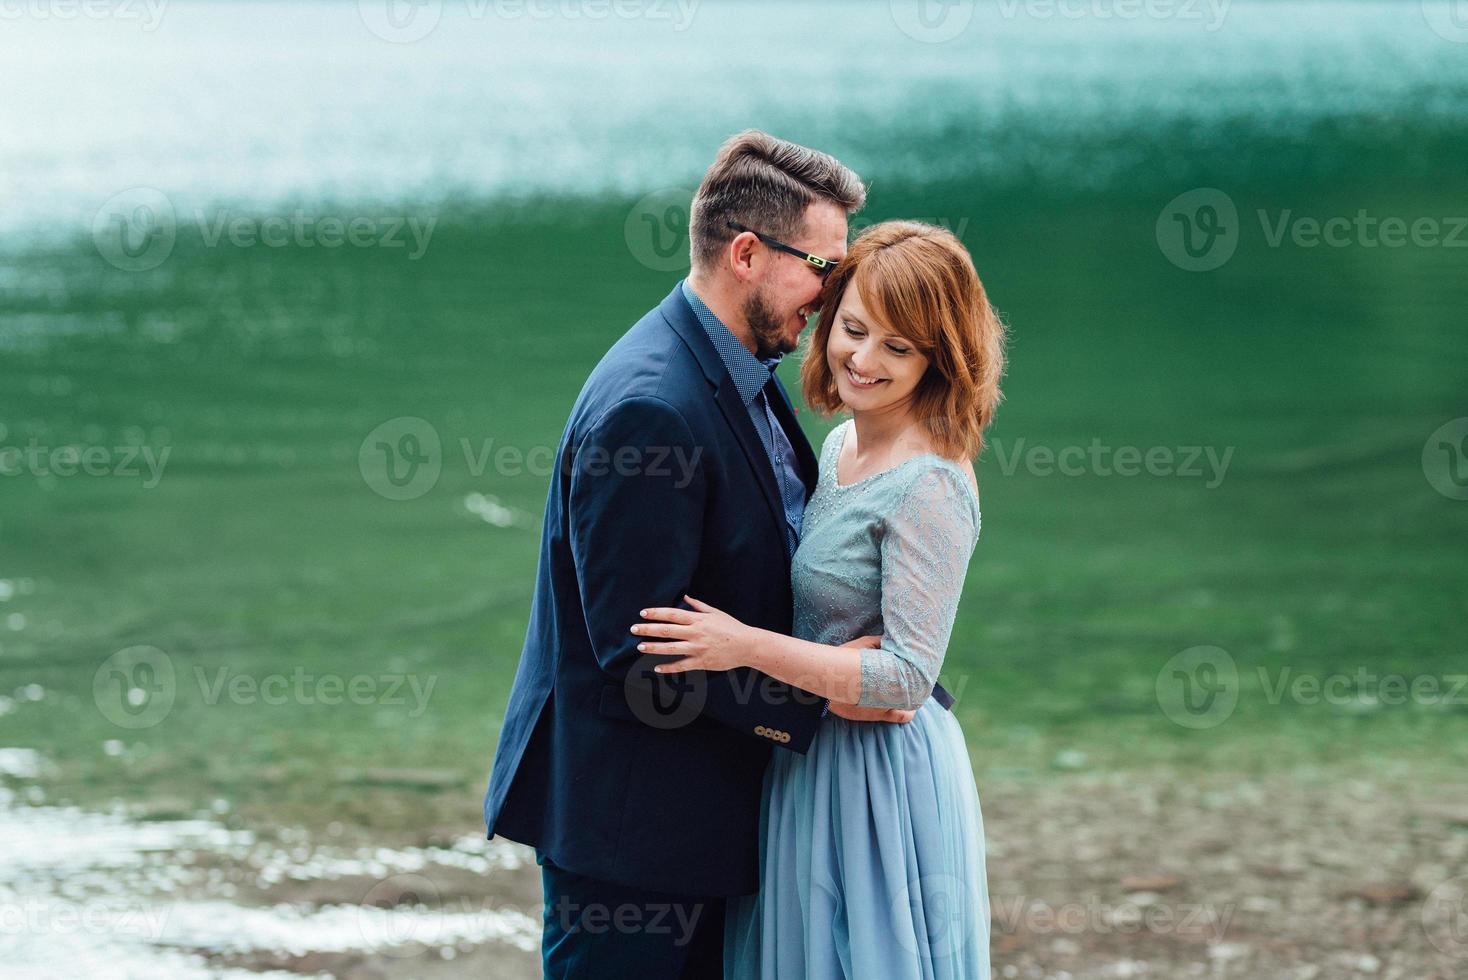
[{"xmin": 689, "ymin": 130, "xmax": 865, "ymax": 272}]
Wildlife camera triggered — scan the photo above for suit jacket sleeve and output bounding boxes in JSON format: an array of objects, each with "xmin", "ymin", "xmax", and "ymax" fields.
[{"xmin": 567, "ymin": 395, "xmax": 824, "ymax": 752}]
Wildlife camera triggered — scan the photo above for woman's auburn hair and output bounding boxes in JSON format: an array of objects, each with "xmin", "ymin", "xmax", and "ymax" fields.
[{"xmin": 799, "ymin": 220, "xmax": 1008, "ymax": 460}]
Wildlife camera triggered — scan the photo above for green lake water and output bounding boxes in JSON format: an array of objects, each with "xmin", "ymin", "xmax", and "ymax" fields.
[{"xmin": 1, "ymin": 1, "xmax": 1465, "ymax": 816}]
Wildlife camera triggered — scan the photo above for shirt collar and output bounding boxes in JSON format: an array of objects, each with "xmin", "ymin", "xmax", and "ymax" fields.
[{"xmin": 681, "ymin": 279, "xmax": 780, "ymax": 407}]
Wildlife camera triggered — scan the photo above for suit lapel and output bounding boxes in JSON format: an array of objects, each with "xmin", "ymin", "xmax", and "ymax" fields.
[
  {"xmin": 765, "ymin": 373, "xmax": 819, "ymax": 503},
  {"xmin": 659, "ymin": 285, "xmax": 791, "ymax": 549},
  {"xmin": 712, "ymin": 378, "xmax": 789, "ymax": 542}
]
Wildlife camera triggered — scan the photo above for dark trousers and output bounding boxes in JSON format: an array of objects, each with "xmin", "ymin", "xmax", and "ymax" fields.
[{"xmin": 536, "ymin": 849, "xmax": 725, "ymax": 979}]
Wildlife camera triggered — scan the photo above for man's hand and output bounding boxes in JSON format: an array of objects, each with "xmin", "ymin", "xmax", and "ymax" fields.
[
  {"xmin": 827, "ymin": 633, "xmax": 915, "ymax": 723},
  {"xmin": 826, "ymin": 701, "xmax": 917, "ymax": 724}
]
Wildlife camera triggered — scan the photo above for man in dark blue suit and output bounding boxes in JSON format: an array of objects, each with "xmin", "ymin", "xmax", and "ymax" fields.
[{"xmin": 484, "ymin": 131, "xmax": 911, "ymax": 978}]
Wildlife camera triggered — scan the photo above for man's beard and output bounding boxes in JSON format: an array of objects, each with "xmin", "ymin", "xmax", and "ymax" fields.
[{"xmin": 743, "ymin": 287, "xmax": 797, "ymax": 361}]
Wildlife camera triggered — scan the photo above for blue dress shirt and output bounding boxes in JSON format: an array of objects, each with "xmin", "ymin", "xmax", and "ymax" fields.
[{"xmin": 680, "ymin": 280, "xmax": 805, "ymax": 557}]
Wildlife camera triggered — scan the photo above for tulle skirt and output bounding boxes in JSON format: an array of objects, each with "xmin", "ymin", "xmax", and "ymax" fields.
[{"xmin": 725, "ymin": 699, "xmax": 990, "ymax": 979}]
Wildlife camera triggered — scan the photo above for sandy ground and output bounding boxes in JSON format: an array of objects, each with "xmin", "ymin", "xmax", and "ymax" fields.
[{"xmin": 4, "ymin": 758, "xmax": 1465, "ymax": 979}]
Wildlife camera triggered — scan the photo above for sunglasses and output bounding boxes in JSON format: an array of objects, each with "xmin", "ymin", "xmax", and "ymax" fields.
[{"xmin": 726, "ymin": 221, "xmax": 839, "ymax": 278}]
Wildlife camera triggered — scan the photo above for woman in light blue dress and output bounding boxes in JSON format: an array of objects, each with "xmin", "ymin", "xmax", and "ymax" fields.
[{"xmin": 636, "ymin": 221, "xmax": 1007, "ymax": 979}]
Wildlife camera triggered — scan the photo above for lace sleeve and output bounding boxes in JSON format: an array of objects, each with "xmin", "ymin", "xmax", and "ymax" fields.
[{"xmin": 857, "ymin": 464, "xmax": 979, "ymax": 709}]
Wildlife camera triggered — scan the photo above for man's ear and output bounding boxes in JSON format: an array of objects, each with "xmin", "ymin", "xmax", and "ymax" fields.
[{"xmin": 728, "ymin": 232, "xmax": 759, "ymax": 284}]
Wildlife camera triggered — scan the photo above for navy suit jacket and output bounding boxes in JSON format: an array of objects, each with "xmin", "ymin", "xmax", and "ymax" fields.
[{"xmin": 483, "ymin": 283, "xmax": 828, "ymax": 897}]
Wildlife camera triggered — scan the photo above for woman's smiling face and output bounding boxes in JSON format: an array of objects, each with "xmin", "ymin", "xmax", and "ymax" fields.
[{"xmin": 824, "ymin": 271, "xmax": 931, "ymax": 413}]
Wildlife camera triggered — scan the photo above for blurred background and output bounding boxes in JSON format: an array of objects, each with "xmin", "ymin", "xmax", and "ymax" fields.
[{"xmin": 2, "ymin": 1, "xmax": 1466, "ymax": 977}]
